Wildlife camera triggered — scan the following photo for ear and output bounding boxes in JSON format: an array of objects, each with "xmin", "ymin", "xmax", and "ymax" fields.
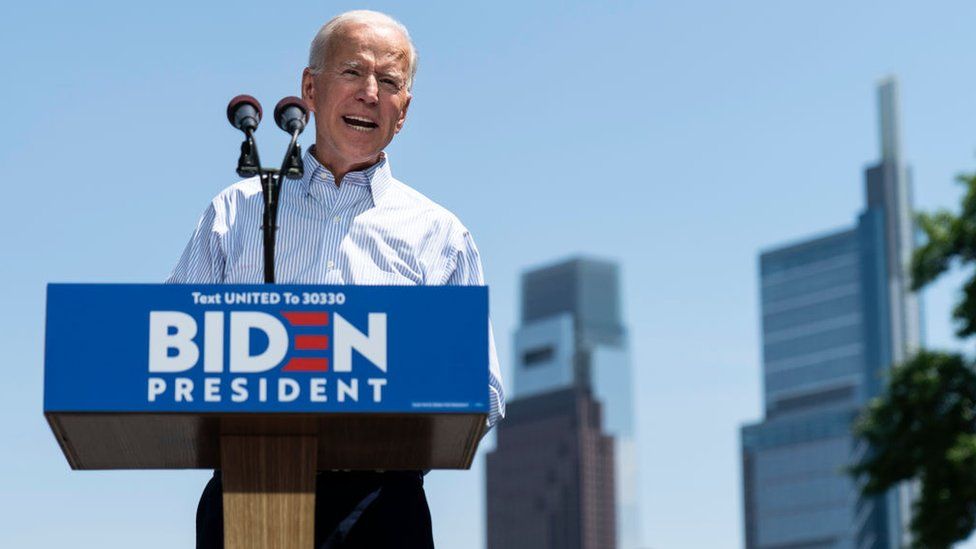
[
  {"xmin": 301, "ymin": 68, "xmax": 316, "ymax": 113},
  {"xmin": 394, "ymin": 92, "xmax": 412, "ymax": 134}
]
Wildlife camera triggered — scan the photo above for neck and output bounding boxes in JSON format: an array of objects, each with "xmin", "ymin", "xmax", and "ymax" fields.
[{"xmin": 312, "ymin": 145, "xmax": 381, "ymax": 187}]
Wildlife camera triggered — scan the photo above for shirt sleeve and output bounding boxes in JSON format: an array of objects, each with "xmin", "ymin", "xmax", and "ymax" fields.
[
  {"xmin": 166, "ymin": 202, "xmax": 225, "ymax": 284},
  {"xmin": 444, "ymin": 229, "xmax": 506, "ymax": 433}
]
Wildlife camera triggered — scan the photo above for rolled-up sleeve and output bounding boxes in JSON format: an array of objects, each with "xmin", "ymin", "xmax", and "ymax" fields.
[
  {"xmin": 166, "ymin": 202, "xmax": 225, "ymax": 284},
  {"xmin": 444, "ymin": 229, "xmax": 506, "ymax": 433}
]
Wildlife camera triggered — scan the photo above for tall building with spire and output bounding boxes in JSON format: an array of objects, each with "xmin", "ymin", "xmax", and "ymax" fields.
[
  {"xmin": 486, "ymin": 257, "xmax": 641, "ymax": 549},
  {"xmin": 740, "ymin": 77, "xmax": 919, "ymax": 549}
]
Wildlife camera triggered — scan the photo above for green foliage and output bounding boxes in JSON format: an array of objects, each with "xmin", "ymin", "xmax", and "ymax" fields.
[
  {"xmin": 853, "ymin": 172, "xmax": 976, "ymax": 548},
  {"xmin": 853, "ymin": 351, "xmax": 976, "ymax": 548}
]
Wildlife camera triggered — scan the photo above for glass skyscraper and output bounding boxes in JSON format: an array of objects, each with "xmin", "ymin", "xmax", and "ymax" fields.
[
  {"xmin": 740, "ymin": 77, "xmax": 919, "ymax": 549},
  {"xmin": 487, "ymin": 257, "xmax": 641, "ymax": 549}
]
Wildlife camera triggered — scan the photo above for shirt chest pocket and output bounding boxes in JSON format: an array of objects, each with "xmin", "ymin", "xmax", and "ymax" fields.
[
  {"xmin": 355, "ymin": 269, "xmax": 418, "ymax": 286},
  {"xmin": 224, "ymin": 260, "xmax": 263, "ymax": 283},
  {"xmin": 341, "ymin": 224, "xmax": 424, "ymax": 285}
]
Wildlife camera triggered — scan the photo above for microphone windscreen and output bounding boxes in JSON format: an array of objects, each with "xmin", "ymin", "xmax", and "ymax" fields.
[
  {"xmin": 274, "ymin": 96, "xmax": 310, "ymax": 130},
  {"xmin": 227, "ymin": 94, "xmax": 263, "ymax": 127}
]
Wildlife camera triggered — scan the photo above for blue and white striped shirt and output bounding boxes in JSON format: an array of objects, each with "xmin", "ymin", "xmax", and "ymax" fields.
[{"xmin": 167, "ymin": 150, "xmax": 505, "ymax": 430}]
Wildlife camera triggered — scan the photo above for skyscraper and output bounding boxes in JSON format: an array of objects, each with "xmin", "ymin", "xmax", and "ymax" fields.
[
  {"xmin": 486, "ymin": 257, "xmax": 641, "ymax": 549},
  {"xmin": 486, "ymin": 387, "xmax": 616, "ymax": 549},
  {"xmin": 740, "ymin": 77, "xmax": 919, "ymax": 549}
]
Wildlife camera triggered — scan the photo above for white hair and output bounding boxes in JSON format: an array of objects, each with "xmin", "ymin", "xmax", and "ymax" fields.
[{"xmin": 308, "ymin": 10, "xmax": 418, "ymax": 90}]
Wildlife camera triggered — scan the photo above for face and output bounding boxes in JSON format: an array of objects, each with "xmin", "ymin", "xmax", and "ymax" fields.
[{"xmin": 302, "ymin": 21, "xmax": 412, "ymax": 174}]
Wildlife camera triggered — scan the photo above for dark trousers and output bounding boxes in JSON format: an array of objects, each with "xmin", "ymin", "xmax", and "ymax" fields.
[{"xmin": 196, "ymin": 470, "xmax": 434, "ymax": 549}]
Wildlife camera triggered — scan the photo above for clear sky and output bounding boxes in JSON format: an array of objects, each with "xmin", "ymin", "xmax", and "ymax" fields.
[{"xmin": 2, "ymin": 1, "xmax": 975, "ymax": 547}]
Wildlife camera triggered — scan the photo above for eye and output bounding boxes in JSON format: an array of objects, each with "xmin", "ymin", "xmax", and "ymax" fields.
[
  {"xmin": 342, "ymin": 68, "xmax": 360, "ymax": 77},
  {"xmin": 380, "ymin": 78, "xmax": 402, "ymax": 91}
]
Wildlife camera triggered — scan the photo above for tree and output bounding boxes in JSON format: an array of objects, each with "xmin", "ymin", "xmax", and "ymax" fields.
[{"xmin": 853, "ymin": 172, "xmax": 976, "ymax": 548}]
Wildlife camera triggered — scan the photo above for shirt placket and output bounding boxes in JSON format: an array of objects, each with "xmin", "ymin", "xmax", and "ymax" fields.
[{"xmin": 320, "ymin": 178, "xmax": 363, "ymax": 284}]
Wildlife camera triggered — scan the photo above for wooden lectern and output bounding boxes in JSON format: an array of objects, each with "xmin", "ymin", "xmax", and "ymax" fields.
[{"xmin": 44, "ymin": 284, "xmax": 490, "ymax": 548}]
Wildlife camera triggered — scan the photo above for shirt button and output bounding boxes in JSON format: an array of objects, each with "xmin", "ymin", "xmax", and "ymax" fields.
[
  {"xmin": 333, "ymin": 215, "xmax": 341, "ymax": 224},
  {"xmin": 327, "ymin": 260, "xmax": 335, "ymax": 269}
]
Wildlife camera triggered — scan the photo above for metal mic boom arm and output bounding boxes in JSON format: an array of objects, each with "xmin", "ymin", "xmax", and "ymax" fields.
[
  {"xmin": 236, "ymin": 129, "xmax": 261, "ymax": 178},
  {"xmin": 227, "ymin": 94, "xmax": 309, "ymax": 284},
  {"xmin": 236, "ymin": 127, "xmax": 280, "ymax": 285}
]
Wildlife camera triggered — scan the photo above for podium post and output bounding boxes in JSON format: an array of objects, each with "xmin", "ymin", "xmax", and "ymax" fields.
[
  {"xmin": 221, "ymin": 435, "xmax": 317, "ymax": 548},
  {"xmin": 44, "ymin": 284, "xmax": 489, "ymax": 548}
]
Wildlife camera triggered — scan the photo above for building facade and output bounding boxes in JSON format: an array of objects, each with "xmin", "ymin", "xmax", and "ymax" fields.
[
  {"xmin": 740, "ymin": 77, "xmax": 919, "ymax": 549},
  {"xmin": 486, "ymin": 387, "xmax": 616, "ymax": 549},
  {"xmin": 486, "ymin": 257, "xmax": 641, "ymax": 549}
]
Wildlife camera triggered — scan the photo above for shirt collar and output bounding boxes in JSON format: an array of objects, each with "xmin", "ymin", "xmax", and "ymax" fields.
[{"xmin": 300, "ymin": 147, "xmax": 393, "ymax": 206}]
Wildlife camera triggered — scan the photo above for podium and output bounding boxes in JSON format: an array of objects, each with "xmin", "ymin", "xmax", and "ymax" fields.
[{"xmin": 44, "ymin": 284, "xmax": 489, "ymax": 548}]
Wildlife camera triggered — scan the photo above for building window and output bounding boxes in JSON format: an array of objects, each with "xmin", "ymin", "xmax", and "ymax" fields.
[{"xmin": 523, "ymin": 346, "xmax": 555, "ymax": 367}]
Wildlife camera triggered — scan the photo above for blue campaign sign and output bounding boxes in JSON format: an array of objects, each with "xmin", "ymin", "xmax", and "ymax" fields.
[{"xmin": 44, "ymin": 284, "xmax": 489, "ymax": 414}]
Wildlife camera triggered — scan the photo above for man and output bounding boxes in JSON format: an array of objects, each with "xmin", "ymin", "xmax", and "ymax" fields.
[{"xmin": 167, "ymin": 10, "xmax": 504, "ymax": 548}]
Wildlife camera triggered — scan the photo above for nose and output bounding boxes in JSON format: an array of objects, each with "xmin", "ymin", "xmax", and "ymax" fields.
[{"xmin": 355, "ymin": 75, "xmax": 379, "ymax": 105}]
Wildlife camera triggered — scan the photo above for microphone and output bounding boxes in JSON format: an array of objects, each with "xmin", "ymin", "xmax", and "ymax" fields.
[
  {"xmin": 274, "ymin": 97, "xmax": 310, "ymax": 134},
  {"xmin": 227, "ymin": 95, "xmax": 263, "ymax": 133}
]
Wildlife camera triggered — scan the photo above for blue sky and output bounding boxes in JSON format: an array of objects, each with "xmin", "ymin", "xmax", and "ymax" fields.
[{"xmin": 2, "ymin": 1, "xmax": 976, "ymax": 547}]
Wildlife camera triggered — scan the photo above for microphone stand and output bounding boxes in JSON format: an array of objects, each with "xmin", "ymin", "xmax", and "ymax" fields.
[
  {"xmin": 260, "ymin": 166, "xmax": 280, "ymax": 284},
  {"xmin": 237, "ymin": 128, "xmax": 303, "ymax": 284}
]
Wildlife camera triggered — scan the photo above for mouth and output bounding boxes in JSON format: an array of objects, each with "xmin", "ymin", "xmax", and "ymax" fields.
[{"xmin": 342, "ymin": 115, "xmax": 378, "ymax": 132}]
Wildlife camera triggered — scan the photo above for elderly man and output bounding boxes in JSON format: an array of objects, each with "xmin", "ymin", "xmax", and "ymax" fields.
[{"xmin": 167, "ymin": 10, "xmax": 504, "ymax": 549}]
